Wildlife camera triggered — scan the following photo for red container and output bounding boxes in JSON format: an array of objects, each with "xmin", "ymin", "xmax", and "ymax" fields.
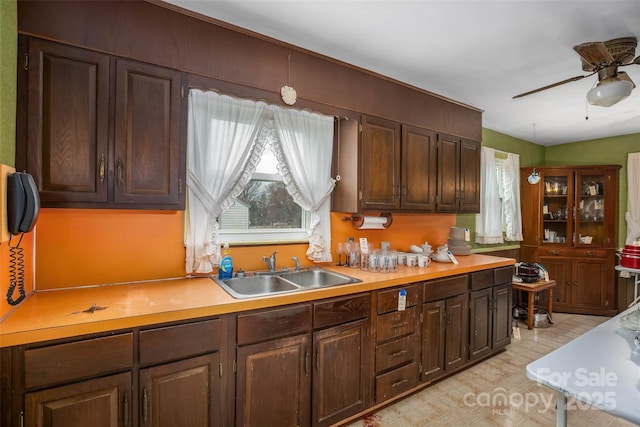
[
  {"xmin": 623, "ymin": 245, "xmax": 640, "ymax": 255},
  {"xmin": 620, "ymin": 253, "xmax": 640, "ymax": 269}
]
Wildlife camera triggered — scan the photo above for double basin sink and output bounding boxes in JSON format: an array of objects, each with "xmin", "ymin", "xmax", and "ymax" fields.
[{"xmin": 212, "ymin": 268, "xmax": 362, "ymax": 299}]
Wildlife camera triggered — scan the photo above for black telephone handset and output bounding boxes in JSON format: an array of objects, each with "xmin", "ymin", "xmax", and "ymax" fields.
[
  {"xmin": 6, "ymin": 172, "xmax": 40, "ymax": 306},
  {"xmin": 7, "ymin": 172, "xmax": 40, "ymax": 235}
]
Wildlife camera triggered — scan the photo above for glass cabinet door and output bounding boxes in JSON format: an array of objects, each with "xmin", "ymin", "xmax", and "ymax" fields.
[
  {"xmin": 575, "ymin": 170, "xmax": 606, "ymax": 247},
  {"xmin": 541, "ymin": 170, "xmax": 572, "ymax": 246}
]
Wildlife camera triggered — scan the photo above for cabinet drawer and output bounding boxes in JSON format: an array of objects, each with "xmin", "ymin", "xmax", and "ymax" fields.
[
  {"xmin": 494, "ymin": 266, "xmax": 514, "ymax": 285},
  {"xmin": 376, "ymin": 307, "xmax": 417, "ymax": 343},
  {"xmin": 140, "ymin": 318, "xmax": 224, "ymax": 366},
  {"xmin": 238, "ymin": 304, "xmax": 311, "ymax": 345},
  {"xmin": 423, "ymin": 275, "xmax": 468, "ymax": 302},
  {"xmin": 375, "ymin": 361, "xmax": 418, "ymax": 402},
  {"xmin": 313, "ymin": 293, "xmax": 370, "ymax": 329},
  {"xmin": 375, "ymin": 333, "xmax": 419, "ymax": 373},
  {"xmin": 24, "ymin": 333, "xmax": 133, "ymax": 389},
  {"xmin": 538, "ymin": 247, "xmax": 609, "ymax": 258},
  {"xmin": 471, "ymin": 269, "xmax": 494, "ymax": 290},
  {"xmin": 377, "ymin": 284, "xmax": 420, "ymax": 314}
]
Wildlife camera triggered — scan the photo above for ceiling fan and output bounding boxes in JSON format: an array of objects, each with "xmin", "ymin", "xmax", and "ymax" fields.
[{"xmin": 514, "ymin": 37, "xmax": 639, "ymax": 107}]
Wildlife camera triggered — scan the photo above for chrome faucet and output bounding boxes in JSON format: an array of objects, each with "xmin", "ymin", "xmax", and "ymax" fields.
[
  {"xmin": 263, "ymin": 250, "xmax": 279, "ymax": 272},
  {"xmin": 292, "ymin": 256, "xmax": 300, "ymax": 272}
]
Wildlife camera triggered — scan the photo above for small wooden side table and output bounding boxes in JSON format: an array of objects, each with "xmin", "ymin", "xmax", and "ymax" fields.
[{"xmin": 512, "ymin": 279, "xmax": 557, "ymax": 330}]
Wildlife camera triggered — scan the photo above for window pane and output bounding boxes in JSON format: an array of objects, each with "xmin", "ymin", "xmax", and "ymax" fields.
[{"xmin": 220, "ymin": 180, "xmax": 302, "ymax": 230}]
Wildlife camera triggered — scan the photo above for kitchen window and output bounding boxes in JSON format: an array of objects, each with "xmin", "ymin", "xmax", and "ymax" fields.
[
  {"xmin": 218, "ymin": 140, "xmax": 309, "ymax": 243},
  {"xmin": 475, "ymin": 147, "xmax": 522, "ymax": 243},
  {"xmin": 185, "ymin": 89, "xmax": 335, "ymax": 273}
]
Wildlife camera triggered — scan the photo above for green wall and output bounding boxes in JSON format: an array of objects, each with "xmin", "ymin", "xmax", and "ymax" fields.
[
  {"xmin": 0, "ymin": 0, "xmax": 17, "ymax": 167},
  {"xmin": 459, "ymin": 129, "xmax": 639, "ymax": 250}
]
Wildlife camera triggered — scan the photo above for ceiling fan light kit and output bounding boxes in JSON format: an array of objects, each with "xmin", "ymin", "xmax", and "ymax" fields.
[
  {"xmin": 514, "ymin": 37, "xmax": 638, "ymax": 107},
  {"xmin": 586, "ymin": 78, "xmax": 634, "ymax": 107}
]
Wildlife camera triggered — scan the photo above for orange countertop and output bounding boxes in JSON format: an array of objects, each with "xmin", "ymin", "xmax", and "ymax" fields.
[{"xmin": 0, "ymin": 254, "xmax": 515, "ymax": 347}]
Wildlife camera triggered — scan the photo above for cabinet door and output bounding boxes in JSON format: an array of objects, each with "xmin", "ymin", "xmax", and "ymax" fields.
[
  {"xmin": 236, "ymin": 335, "xmax": 311, "ymax": 427},
  {"xmin": 436, "ymin": 133, "xmax": 460, "ymax": 212},
  {"xmin": 25, "ymin": 372, "xmax": 131, "ymax": 427},
  {"xmin": 574, "ymin": 168, "xmax": 618, "ymax": 248},
  {"xmin": 572, "ymin": 257, "xmax": 610, "ymax": 311},
  {"xmin": 25, "ymin": 38, "xmax": 110, "ymax": 205},
  {"xmin": 421, "ymin": 300, "xmax": 445, "ymax": 382},
  {"xmin": 458, "ymin": 139, "xmax": 480, "ymax": 212},
  {"xmin": 361, "ymin": 115, "xmax": 401, "ymax": 210},
  {"xmin": 469, "ymin": 288, "xmax": 491, "ymax": 361},
  {"xmin": 537, "ymin": 255, "xmax": 572, "ymax": 308},
  {"xmin": 445, "ymin": 294, "xmax": 468, "ymax": 372},
  {"xmin": 492, "ymin": 283, "xmax": 512, "ymax": 350},
  {"xmin": 139, "ymin": 354, "xmax": 221, "ymax": 427},
  {"xmin": 313, "ymin": 319, "xmax": 369, "ymax": 427},
  {"xmin": 401, "ymin": 125, "xmax": 436, "ymax": 210},
  {"xmin": 114, "ymin": 60, "xmax": 183, "ymax": 207},
  {"xmin": 540, "ymin": 168, "xmax": 574, "ymax": 247}
]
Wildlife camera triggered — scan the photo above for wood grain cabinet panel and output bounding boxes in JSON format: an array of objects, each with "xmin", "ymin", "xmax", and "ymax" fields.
[
  {"xmin": 19, "ymin": 36, "xmax": 185, "ymax": 209},
  {"xmin": 25, "ymin": 372, "xmax": 131, "ymax": 427}
]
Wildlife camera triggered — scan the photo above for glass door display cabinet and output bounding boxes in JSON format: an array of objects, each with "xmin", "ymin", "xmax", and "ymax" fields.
[{"xmin": 520, "ymin": 165, "xmax": 620, "ymax": 316}]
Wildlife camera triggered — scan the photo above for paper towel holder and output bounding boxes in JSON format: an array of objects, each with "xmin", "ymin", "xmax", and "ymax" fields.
[{"xmin": 343, "ymin": 213, "xmax": 393, "ymax": 229}]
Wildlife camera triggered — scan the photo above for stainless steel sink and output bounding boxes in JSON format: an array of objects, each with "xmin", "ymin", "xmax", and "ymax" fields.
[
  {"xmin": 214, "ymin": 275, "xmax": 300, "ymax": 299},
  {"xmin": 281, "ymin": 268, "xmax": 361, "ymax": 289},
  {"xmin": 212, "ymin": 268, "xmax": 361, "ymax": 298}
]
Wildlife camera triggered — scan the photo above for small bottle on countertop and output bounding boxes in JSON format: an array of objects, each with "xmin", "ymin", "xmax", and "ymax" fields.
[{"xmin": 218, "ymin": 243, "xmax": 233, "ymax": 280}]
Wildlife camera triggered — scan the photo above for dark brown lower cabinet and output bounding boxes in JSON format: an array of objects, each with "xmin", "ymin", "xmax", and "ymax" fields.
[
  {"xmin": 140, "ymin": 354, "xmax": 220, "ymax": 427},
  {"xmin": 313, "ymin": 319, "xmax": 369, "ymax": 427},
  {"xmin": 236, "ymin": 335, "xmax": 311, "ymax": 427},
  {"xmin": 421, "ymin": 275, "xmax": 470, "ymax": 383},
  {"xmin": 469, "ymin": 283, "xmax": 512, "ymax": 361},
  {"xmin": 25, "ymin": 372, "xmax": 131, "ymax": 427}
]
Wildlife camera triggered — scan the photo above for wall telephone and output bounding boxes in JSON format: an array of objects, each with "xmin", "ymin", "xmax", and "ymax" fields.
[{"xmin": 5, "ymin": 172, "xmax": 40, "ymax": 305}]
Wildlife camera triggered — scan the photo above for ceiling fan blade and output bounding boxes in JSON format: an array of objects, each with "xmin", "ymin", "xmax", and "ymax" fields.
[
  {"xmin": 618, "ymin": 71, "xmax": 636, "ymax": 89},
  {"xmin": 574, "ymin": 41, "xmax": 614, "ymax": 64},
  {"xmin": 513, "ymin": 74, "xmax": 593, "ymax": 99}
]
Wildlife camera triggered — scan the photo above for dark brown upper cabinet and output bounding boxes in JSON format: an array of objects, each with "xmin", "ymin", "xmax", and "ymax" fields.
[
  {"xmin": 332, "ymin": 116, "xmax": 432, "ymax": 213},
  {"xmin": 18, "ymin": 37, "xmax": 185, "ymax": 209},
  {"xmin": 435, "ymin": 134, "xmax": 480, "ymax": 213},
  {"xmin": 332, "ymin": 116, "xmax": 477, "ymax": 213}
]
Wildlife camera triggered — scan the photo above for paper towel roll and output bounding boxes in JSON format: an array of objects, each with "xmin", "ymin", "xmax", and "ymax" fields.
[{"xmin": 354, "ymin": 215, "xmax": 388, "ymax": 230}]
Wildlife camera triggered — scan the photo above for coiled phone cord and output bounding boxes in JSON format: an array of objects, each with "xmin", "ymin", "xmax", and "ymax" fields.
[{"xmin": 7, "ymin": 233, "xmax": 26, "ymax": 306}]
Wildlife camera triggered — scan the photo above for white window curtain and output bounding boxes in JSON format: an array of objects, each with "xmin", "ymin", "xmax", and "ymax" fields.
[
  {"xmin": 476, "ymin": 147, "xmax": 503, "ymax": 244},
  {"xmin": 270, "ymin": 106, "xmax": 336, "ymax": 262},
  {"xmin": 503, "ymin": 152, "xmax": 523, "ymax": 241},
  {"xmin": 625, "ymin": 152, "xmax": 640, "ymax": 244},
  {"xmin": 475, "ymin": 147, "xmax": 522, "ymax": 244},
  {"xmin": 185, "ymin": 89, "xmax": 336, "ymax": 273},
  {"xmin": 185, "ymin": 90, "xmax": 269, "ymax": 273}
]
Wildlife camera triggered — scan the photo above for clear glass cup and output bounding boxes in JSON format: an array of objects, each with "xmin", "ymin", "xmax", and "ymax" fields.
[{"xmin": 369, "ymin": 250, "xmax": 380, "ymax": 273}]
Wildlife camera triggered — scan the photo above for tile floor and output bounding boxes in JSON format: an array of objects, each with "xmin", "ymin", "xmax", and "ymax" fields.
[{"xmin": 347, "ymin": 312, "xmax": 638, "ymax": 427}]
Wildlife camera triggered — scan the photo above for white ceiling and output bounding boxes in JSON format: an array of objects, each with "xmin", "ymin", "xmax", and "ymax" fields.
[{"xmin": 163, "ymin": 0, "xmax": 640, "ymax": 146}]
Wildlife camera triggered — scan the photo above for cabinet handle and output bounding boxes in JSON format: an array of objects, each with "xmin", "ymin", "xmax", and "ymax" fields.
[
  {"xmin": 566, "ymin": 281, "xmax": 572, "ymax": 287},
  {"xmin": 391, "ymin": 378, "xmax": 409, "ymax": 388},
  {"xmin": 117, "ymin": 158, "xmax": 124, "ymax": 186},
  {"xmin": 389, "ymin": 349, "xmax": 408, "ymax": 358},
  {"xmin": 573, "ymin": 281, "xmax": 578, "ymax": 287},
  {"xmin": 123, "ymin": 392, "xmax": 129, "ymax": 427},
  {"xmin": 99, "ymin": 154, "xmax": 105, "ymax": 184},
  {"xmin": 549, "ymin": 250, "xmax": 560, "ymax": 255},
  {"xmin": 586, "ymin": 251, "xmax": 594, "ymax": 256},
  {"xmin": 391, "ymin": 321, "xmax": 408, "ymax": 329},
  {"xmin": 142, "ymin": 388, "xmax": 149, "ymax": 425},
  {"xmin": 304, "ymin": 350, "xmax": 309, "ymax": 376}
]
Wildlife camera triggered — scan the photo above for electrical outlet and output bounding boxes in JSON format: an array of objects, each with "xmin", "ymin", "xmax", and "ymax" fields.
[{"xmin": 0, "ymin": 164, "xmax": 16, "ymax": 243}]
